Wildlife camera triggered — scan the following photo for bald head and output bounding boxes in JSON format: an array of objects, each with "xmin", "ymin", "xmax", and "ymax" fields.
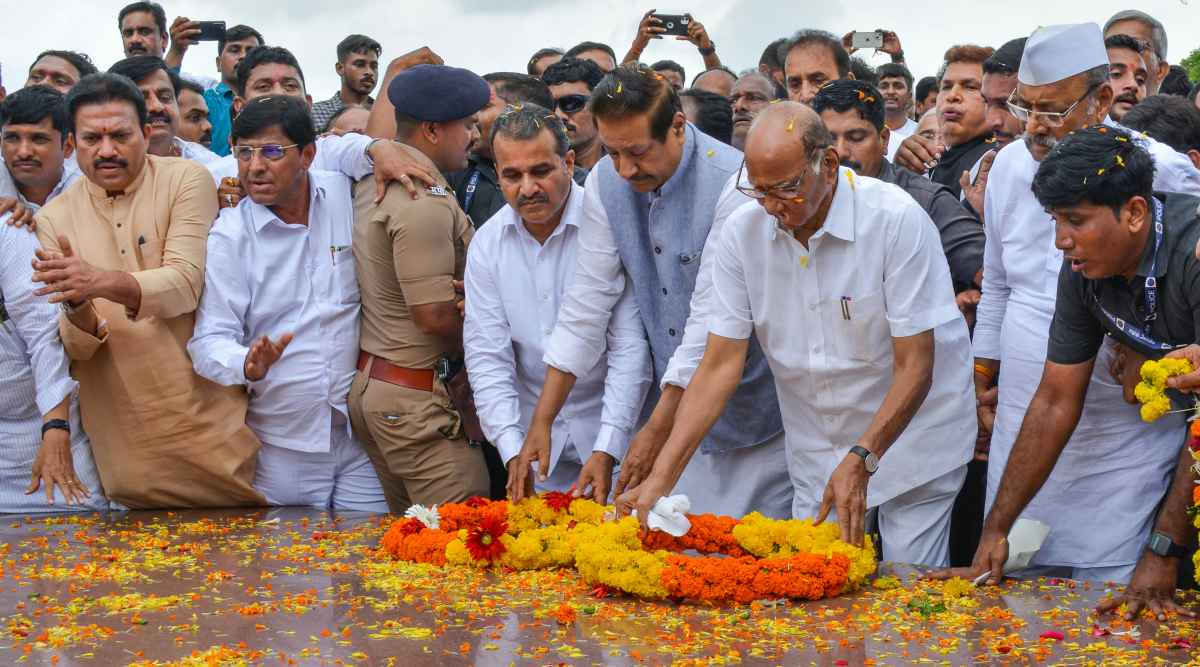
[{"xmin": 744, "ymin": 101, "xmax": 830, "ymax": 162}]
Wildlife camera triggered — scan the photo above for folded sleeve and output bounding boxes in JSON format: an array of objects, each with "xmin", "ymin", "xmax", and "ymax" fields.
[{"xmin": 384, "ymin": 196, "xmax": 459, "ymax": 306}]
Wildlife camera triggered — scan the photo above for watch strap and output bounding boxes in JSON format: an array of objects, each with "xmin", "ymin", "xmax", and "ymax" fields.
[
  {"xmin": 1149, "ymin": 531, "xmax": 1189, "ymax": 558},
  {"xmin": 848, "ymin": 444, "xmax": 878, "ymax": 474},
  {"xmin": 41, "ymin": 419, "xmax": 70, "ymax": 436}
]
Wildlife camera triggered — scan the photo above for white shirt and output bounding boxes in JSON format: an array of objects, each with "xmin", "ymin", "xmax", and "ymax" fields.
[
  {"xmin": 886, "ymin": 118, "xmax": 919, "ymax": 162},
  {"xmin": 187, "ymin": 170, "xmax": 360, "ymax": 453},
  {"xmin": 973, "ymin": 134, "xmax": 1200, "ymax": 567},
  {"xmin": 173, "ymin": 137, "xmax": 219, "ymax": 165},
  {"xmin": 707, "ymin": 168, "xmax": 975, "ymax": 506},
  {"xmin": 464, "ymin": 183, "xmax": 651, "ymax": 468},
  {"xmin": 0, "ymin": 155, "xmax": 81, "ymax": 213},
  {"xmin": 548, "ymin": 169, "xmax": 750, "ymax": 386},
  {"xmin": 207, "ymin": 133, "xmax": 375, "ymax": 184}
]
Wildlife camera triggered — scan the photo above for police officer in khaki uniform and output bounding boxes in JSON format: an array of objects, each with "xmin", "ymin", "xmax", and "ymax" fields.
[{"xmin": 349, "ymin": 64, "xmax": 491, "ymax": 512}]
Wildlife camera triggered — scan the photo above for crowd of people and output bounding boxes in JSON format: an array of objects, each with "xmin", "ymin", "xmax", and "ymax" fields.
[{"xmin": 3, "ymin": 1, "xmax": 1200, "ymax": 619}]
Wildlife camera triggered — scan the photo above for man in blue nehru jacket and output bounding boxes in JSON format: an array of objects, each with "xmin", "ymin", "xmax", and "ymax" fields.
[{"xmin": 511, "ymin": 65, "xmax": 791, "ymax": 517}]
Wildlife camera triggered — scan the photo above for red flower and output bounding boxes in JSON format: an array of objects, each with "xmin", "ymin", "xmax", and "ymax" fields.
[
  {"xmin": 465, "ymin": 515, "xmax": 508, "ymax": 562},
  {"xmin": 464, "ymin": 496, "xmax": 491, "ymax": 508},
  {"xmin": 542, "ymin": 491, "xmax": 574, "ymax": 512},
  {"xmin": 398, "ymin": 518, "xmax": 424, "ymax": 536}
]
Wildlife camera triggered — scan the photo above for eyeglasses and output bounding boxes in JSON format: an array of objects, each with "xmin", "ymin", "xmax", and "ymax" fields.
[
  {"xmin": 1006, "ymin": 83, "xmax": 1101, "ymax": 128},
  {"xmin": 232, "ymin": 143, "xmax": 298, "ymax": 162},
  {"xmin": 555, "ymin": 94, "xmax": 589, "ymax": 115},
  {"xmin": 735, "ymin": 159, "xmax": 815, "ymax": 202}
]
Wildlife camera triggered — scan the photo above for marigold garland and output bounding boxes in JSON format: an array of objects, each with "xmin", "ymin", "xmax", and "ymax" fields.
[
  {"xmin": 1134, "ymin": 358, "xmax": 1192, "ymax": 422},
  {"xmin": 1188, "ymin": 420, "xmax": 1200, "ymax": 584},
  {"xmin": 379, "ymin": 494, "xmax": 876, "ymax": 604}
]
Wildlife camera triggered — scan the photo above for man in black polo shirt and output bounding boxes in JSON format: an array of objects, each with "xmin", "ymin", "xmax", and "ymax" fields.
[{"xmin": 933, "ymin": 125, "xmax": 1200, "ymax": 620}]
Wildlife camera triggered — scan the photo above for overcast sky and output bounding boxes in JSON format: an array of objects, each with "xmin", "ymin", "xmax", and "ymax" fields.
[{"xmin": 1, "ymin": 1, "xmax": 1195, "ymax": 99}]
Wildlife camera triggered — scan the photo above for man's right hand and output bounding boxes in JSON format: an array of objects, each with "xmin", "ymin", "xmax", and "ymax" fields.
[
  {"xmin": 166, "ymin": 17, "xmax": 201, "ymax": 68},
  {"xmin": 628, "ymin": 9, "xmax": 666, "ymax": 58},
  {"xmin": 218, "ymin": 178, "xmax": 244, "ymax": 209},
  {"xmin": 927, "ymin": 527, "xmax": 1009, "ymax": 584},
  {"xmin": 505, "ymin": 457, "xmax": 535, "ymax": 503},
  {"xmin": 509, "ymin": 422, "xmax": 552, "ymax": 502},
  {"xmin": 975, "ymin": 384, "xmax": 997, "ymax": 460},
  {"xmin": 1096, "ymin": 553, "xmax": 1196, "ymax": 621},
  {"xmin": 386, "ymin": 47, "xmax": 443, "ymax": 77},
  {"xmin": 612, "ymin": 422, "xmax": 670, "ymax": 498},
  {"xmin": 243, "ymin": 333, "xmax": 293, "ymax": 381},
  {"xmin": 895, "ymin": 133, "xmax": 944, "ymax": 174},
  {"xmin": 1165, "ymin": 344, "xmax": 1200, "ymax": 393},
  {"xmin": 0, "ymin": 197, "xmax": 35, "ymax": 231},
  {"xmin": 960, "ymin": 149, "xmax": 996, "ymax": 222}
]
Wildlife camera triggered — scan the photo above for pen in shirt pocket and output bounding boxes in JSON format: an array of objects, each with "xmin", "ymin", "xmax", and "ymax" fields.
[{"xmin": 840, "ymin": 296, "xmax": 852, "ymax": 320}]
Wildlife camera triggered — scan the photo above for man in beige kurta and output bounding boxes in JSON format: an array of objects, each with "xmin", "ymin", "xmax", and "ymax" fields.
[{"xmin": 31, "ymin": 73, "xmax": 263, "ymax": 509}]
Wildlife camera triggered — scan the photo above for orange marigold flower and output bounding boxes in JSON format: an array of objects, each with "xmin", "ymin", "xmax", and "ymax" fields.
[
  {"xmin": 552, "ymin": 603, "xmax": 577, "ymax": 625},
  {"xmin": 465, "ymin": 515, "xmax": 508, "ymax": 562}
]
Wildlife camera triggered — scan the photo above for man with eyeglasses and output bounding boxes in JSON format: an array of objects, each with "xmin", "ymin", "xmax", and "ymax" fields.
[
  {"xmin": 187, "ymin": 96, "xmax": 387, "ymax": 512},
  {"xmin": 530, "ymin": 66, "xmax": 792, "ymax": 519},
  {"xmin": 941, "ymin": 23, "xmax": 1200, "ymax": 593},
  {"xmin": 618, "ymin": 102, "xmax": 975, "ymax": 566},
  {"xmin": 542, "ymin": 58, "xmax": 605, "ymax": 172}
]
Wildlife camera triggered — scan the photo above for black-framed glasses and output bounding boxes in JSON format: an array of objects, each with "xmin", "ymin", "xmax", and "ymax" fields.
[
  {"xmin": 233, "ymin": 143, "xmax": 298, "ymax": 162},
  {"xmin": 1006, "ymin": 83, "xmax": 1102, "ymax": 128},
  {"xmin": 555, "ymin": 94, "xmax": 589, "ymax": 115},
  {"xmin": 735, "ymin": 158, "xmax": 816, "ymax": 202}
]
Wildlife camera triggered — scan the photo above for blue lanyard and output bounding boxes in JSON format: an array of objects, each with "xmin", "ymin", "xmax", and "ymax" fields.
[
  {"xmin": 1093, "ymin": 198, "xmax": 1174, "ymax": 351},
  {"xmin": 462, "ymin": 168, "xmax": 482, "ymax": 212}
]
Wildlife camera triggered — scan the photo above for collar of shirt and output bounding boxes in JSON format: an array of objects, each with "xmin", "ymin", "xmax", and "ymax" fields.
[
  {"xmin": 653, "ymin": 123, "xmax": 698, "ymax": 201},
  {"xmin": 245, "ymin": 173, "xmax": 328, "ymax": 231},
  {"xmin": 83, "ymin": 155, "xmax": 151, "ymax": 200},
  {"xmin": 941, "ymin": 133, "xmax": 993, "ymax": 165},
  {"xmin": 214, "ymin": 81, "xmax": 233, "ymax": 99},
  {"xmin": 499, "ymin": 181, "xmax": 584, "ymax": 240},
  {"xmin": 769, "ymin": 167, "xmax": 857, "ymax": 243}
]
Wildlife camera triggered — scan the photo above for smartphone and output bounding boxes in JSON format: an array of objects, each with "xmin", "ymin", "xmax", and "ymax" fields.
[
  {"xmin": 653, "ymin": 13, "xmax": 691, "ymax": 37},
  {"xmin": 850, "ymin": 31, "xmax": 883, "ymax": 50},
  {"xmin": 195, "ymin": 21, "xmax": 226, "ymax": 42}
]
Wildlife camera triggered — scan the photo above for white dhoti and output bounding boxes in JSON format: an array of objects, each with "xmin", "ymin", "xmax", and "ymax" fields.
[{"xmin": 669, "ymin": 432, "xmax": 793, "ymax": 519}]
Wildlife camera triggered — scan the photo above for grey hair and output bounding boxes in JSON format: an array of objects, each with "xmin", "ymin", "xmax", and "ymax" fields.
[
  {"xmin": 1104, "ymin": 10, "xmax": 1167, "ymax": 60},
  {"xmin": 1084, "ymin": 63, "xmax": 1111, "ymax": 89},
  {"xmin": 489, "ymin": 103, "xmax": 570, "ymax": 158}
]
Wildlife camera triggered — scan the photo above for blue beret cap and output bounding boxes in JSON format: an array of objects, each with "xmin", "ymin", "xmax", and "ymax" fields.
[{"xmin": 387, "ymin": 64, "xmax": 490, "ymax": 122}]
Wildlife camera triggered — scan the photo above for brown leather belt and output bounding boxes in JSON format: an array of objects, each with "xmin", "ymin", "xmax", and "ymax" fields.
[{"xmin": 357, "ymin": 351, "xmax": 435, "ymax": 392}]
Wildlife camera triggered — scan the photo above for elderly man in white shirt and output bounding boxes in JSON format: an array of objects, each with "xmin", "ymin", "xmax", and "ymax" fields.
[
  {"xmin": 188, "ymin": 96, "xmax": 387, "ymax": 512},
  {"xmin": 0, "ymin": 86, "xmax": 81, "ymax": 228},
  {"xmin": 621, "ymin": 102, "xmax": 976, "ymax": 567},
  {"xmin": 953, "ymin": 24, "xmax": 1200, "ymax": 593},
  {"xmin": 465, "ymin": 106, "xmax": 651, "ymax": 501},
  {"xmin": 0, "ymin": 217, "xmax": 105, "ymax": 513}
]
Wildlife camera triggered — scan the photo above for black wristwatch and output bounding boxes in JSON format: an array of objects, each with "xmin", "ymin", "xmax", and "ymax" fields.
[
  {"xmin": 41, "ymin": 419, "xmax": 70, "ymax": 436},
  {"xmin": 1147, "ymin": 531, "xmax": 1189, "ymax": 558},
  {"xmin": 848, "ymin": 444, "xmax": 879, "ymax": 475},
  {"xmin": 698, "ymin": 44, "xmax": 716, "ymax": 56}
]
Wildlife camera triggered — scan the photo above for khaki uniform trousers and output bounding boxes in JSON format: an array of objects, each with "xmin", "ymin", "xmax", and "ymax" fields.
[{"xmin": 348, "ymin": 369, "xmax": 489, "ymax": 514}]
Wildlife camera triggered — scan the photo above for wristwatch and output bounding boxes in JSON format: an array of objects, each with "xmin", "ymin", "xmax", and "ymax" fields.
[
  {"xmin": 848, "ymin": 444, "xmax": 879, "ymax": 475},
  {"xmin": 41, "ymin": 419, "xmax": 70, "ymax": 436},
  {"xmin": 1147, "ymin": 531, "xmax": 1189, "ymax": 558}
]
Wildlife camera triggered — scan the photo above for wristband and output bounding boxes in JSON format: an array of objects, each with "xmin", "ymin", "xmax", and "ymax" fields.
[
  {"xmin": 41, "ymin": 419, "xmax": 70, "ymax": 436},
  {"xmin": 973, "ymin": 363, "xmax": 995, "ymax": 384},
  {"xmin": 698, "ymin": 45, "xmax": 716, "ymax": 56}
]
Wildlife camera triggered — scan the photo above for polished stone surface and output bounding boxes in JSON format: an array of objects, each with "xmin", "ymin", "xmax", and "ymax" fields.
[{"xmin": 0, "ymin": 508, "xmax": 1197, "ymax": 665}]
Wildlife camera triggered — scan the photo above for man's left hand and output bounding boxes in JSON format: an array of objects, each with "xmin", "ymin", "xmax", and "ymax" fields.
[
  {"xmin": 1165, "ymin": 344, "xmax": 1200, "ymax": 393},
  {"xmin": 368, "ymin": 141, "xmax": 439, "ymax": 202},
  {"xmin": 32, "ymin": 235, "xmax": 102, "ymax": 306},
  {"xmin": 813, "ymin": 451, "xmax": 870, "ymax": 546},
  {"xmin": 0, "ymin": 197, "xmax": 36, "ymax": 231},
  {"xmin": 680, "ymin": 16, "xmax": 713, "ymax": 52},
  {"xmin": 1096, "ymin": 553, "xmax": 1196, "ymax": 621},
  {"xmin": 959, "ymin": 149, "xmax": 996, "ymax": 223},
  {"xmin": 574, "ymin": 451, "xmax": 616, "ymax": 504},
  {"xmin": 615, "ymin": 471, "xmax": 674, "ymax": 534},
  {"xmin": 878, "ymin": 29, "xmax": 903, "ymax": 57},
  {"xmin": 26, "ymin": 428, "xmax": 86, "ymax": 505},
  {"xmin": 452, "ymin": 279, "xmax": 465, "ymax": 319}
]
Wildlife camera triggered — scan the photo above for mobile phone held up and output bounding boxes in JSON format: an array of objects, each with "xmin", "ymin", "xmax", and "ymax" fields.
[
  {"xmin": 850, "ymin": 31, "xmax": 883, "ymax": 50},
  {"xmin": 195, "ymin": 21, "xmax": 226, "ymax": 42},
  {"xmin": 652, "ymin": 13, "xmax": 691, "ymax": 37}
]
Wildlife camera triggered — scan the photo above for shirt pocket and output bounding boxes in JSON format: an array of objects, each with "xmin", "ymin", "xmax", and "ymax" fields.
[
  {"xmin": 334, "ymin": 248, "xmax": 359, "ymax": 304},
  {"xmin": 137, "ymin": 238, "xmax": 166, "ymax": 270},
  {"xmin": 827, "ymin": 291, "xmax": 890, "ymax": 366}
]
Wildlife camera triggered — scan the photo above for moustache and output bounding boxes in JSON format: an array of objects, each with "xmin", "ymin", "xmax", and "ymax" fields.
[
  {"xmin": 839, "ymin": 159, "xmax": 863, "ymax": 173},
  {"xmin": 128, "ymin": 44, "xmax": 147, "ymax": 53},
  {"xmin": 1114, "ymin": 92, "xmax": 1140, "ymax": 105},
  {"xmin": 93, "ymin": 157, "xmax": 129, "ymax": 169},
  {"xmin": 733, "ymin": 111, "xmax": 754, "ymax": 124},
  {"xmin": 147, "ymin": 111, "xmax": 171, "ymax": 125},
  {"xmin": 517, "ymin": 193, "xmax": 549, "ymax": 207},
  {"xmin": 1024, "ymin": 132, "xmax": 1057, "ymax": 152},
  {"xmin": 11, "ymin": 159, "xmax": 41, "ymax": 169}
]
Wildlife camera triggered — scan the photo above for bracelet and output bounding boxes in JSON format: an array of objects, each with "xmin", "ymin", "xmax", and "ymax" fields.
[
  {"xmin": 41, "ymin": 419, "xmax": 70, "ymax": 436},
  {"xmin": 973, "ymin": 363, "xmax": 995, "ymax": 383},
  {"xmin": 698, "ymin": 45, "xmax": 716, "ymax": 56}
]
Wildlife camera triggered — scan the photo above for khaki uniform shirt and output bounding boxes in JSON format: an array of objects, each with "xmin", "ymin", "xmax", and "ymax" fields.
[
  {"xmin": 35, "ymin": 156, "xmax": 263, "ymax": 509},
  {"xmin": 352, "ymin": 144, "xmax": 473, "ymax": 369}
]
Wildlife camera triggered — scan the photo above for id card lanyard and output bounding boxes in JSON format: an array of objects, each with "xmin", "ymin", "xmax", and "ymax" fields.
[{"xmin": 1093, "ymin": 198, "xmax": 1175, "ymax": 351}]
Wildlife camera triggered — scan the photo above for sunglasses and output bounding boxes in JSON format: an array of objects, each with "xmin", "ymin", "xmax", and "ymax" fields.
[
  {"xmin": 555, "ymin": 94, "xmax": 589, "ymax": 115},
  {"xmin": 232, "ymin": 143, "xmax": 298, "ymax": 162}
]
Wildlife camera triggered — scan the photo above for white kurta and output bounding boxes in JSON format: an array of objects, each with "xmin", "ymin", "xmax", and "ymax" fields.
[
  {"xmin": 974, "ymin": 136, "xmax": 1200, "ymax": 569},
  {"xmin": 463, "ymin": 183, "xmax": 651, "ymax": 487},
  {"xmin": 708, "ymin": 168, "xmax": 976, "ymax": 514}
]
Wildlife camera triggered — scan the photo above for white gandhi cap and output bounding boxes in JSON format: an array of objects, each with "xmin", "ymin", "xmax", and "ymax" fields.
[{"xmin": 1017, "ymin": 22, "xmax": 1109, "ymax": 86}]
